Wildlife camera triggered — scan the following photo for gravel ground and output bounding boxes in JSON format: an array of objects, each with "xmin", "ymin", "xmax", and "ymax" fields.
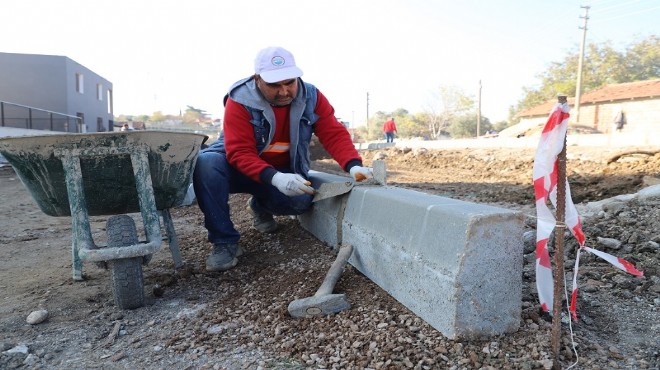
[{"xmin": 1, "ymin": 144, "xmax": 659, "ymax": 369}]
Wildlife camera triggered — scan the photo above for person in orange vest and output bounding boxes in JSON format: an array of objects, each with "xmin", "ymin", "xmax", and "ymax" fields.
[{"xmin": 383, "ymin": 117, "xmax": 397, "ymax": 143}]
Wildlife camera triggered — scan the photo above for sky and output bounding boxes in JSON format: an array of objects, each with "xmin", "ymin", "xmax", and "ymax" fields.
[{"xmin": 2, "ymin": 0, "xmax": 659, "ymax": 126}]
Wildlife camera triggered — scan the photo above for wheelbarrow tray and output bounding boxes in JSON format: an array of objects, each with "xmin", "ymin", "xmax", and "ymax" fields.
[{"xmin": 0, "ymin": 131, "xmax": 206, "ymax": 217}]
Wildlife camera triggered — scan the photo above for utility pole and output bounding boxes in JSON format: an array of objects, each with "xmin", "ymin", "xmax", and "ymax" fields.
[
  {"xmin": 574, "ymin": 5, "xmax": 590, "ymax": 124},
  {"xmin": 477, "ymin": 80, "xmax": 482, "ymax": 137},
  {"xmin": 366, "ymin": 92, "xmax": 370, "ymax": 132}
]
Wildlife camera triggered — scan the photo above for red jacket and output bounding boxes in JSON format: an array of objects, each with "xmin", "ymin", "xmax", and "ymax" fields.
[
  {"xmin": 383, "ymin": 119, "xmax": 397, "ymax": 133},
  {"xmin": 224, "ymin": 89, "xmax": 361, "ymax": 183}
]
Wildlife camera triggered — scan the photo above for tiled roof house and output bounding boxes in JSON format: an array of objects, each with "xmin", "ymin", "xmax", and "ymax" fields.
[{"xmin": 504, "ymin": 79, "xmax": 660, "ymax": 137}]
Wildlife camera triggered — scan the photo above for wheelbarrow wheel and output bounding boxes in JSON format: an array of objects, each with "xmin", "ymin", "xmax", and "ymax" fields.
[{"xmin": 106, "ymin": 215, "xmax": 145, "ymax": 310}]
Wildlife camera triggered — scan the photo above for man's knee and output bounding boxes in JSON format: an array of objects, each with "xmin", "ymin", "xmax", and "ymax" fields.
[
  {"xmin": 270, "ymin": 194, "xmax": 313, "ymax": 215},
  {"xmin": 290, "ymin": 198, "xmax": 313, "ymax": 215},
  {"xmin": 195, "ymin": 152, "xmax": 231, "ymax": 179}
]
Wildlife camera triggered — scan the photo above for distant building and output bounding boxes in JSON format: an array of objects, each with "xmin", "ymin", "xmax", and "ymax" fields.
[
  {"xmin": 506, "ymin": 79, "xmax": 660, "ymax": 138},
  {"xmin": 0, "ymin": 52, "xmax": 113, "ymax": 133}
]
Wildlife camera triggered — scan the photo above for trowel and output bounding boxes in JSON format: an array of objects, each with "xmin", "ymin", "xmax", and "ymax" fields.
[{"xmin": 312, "ymin": 160, "xmax": 386, "ymax": 202}]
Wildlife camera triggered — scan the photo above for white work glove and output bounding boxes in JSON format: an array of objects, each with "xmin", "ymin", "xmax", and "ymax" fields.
[
  {"xmin": 271, "ymin": 172, "xmax": 315, "ymax": 197},
  {"xmin": 349, "ymin": 166, "xmax": 374, "ymax": 182}
]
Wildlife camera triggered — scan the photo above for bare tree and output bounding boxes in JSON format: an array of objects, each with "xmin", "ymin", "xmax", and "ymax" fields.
[{"xmin": 423, "ymin": 85, "xmax": 475, "ymax": 139}]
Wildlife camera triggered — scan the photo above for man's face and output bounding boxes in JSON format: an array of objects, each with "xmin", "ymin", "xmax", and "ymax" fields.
[{"xmin": 255, "ymin": 76, "xmax": 298, "ymax": 106}]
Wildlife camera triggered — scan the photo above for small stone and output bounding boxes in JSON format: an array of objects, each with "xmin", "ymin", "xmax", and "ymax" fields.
[
  {"xmin": 597, "ymin": 237, "xmax": 622, "ymax": 250},
  {"xmin": 5, "ymin": 344, "xmax": 29, "ymax": 354},
  {"xmin": 540, "ymin": 359, "xmax": 553, "ymax": 369},
  {"xmin": 23, "ymin": 353, "xmax": 39, "ymax": 366},
  {"xmin": 522, "ymin": 230, "xmax": 536, "ymax": 253},
  {"xmin": 26, "ymin": 309, "xmax": 48, "ymax": 325}
]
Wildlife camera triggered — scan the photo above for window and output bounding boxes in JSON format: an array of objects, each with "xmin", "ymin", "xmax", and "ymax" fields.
[
  {"xmin": 97, "ymin": 117, "xmax": 104, "ymax": 132},
  {"xmin": 96, "ymin": 84, "xmax": 103, "ymax": 101},
  {"xmin": 107, "ymin": 89, "xmax": 113, "ymax": 114},
  {"xmin": 76, "ymin": 73, "xmax": 84, "ymax": 94}
]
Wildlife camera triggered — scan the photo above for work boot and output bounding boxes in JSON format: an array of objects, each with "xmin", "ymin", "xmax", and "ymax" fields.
[
  {"xmin": 247, "ymin": 197, "xmax": 279, "ymax": 233},
  {"xmin": 206, "ymin": 243, "xmax": 242, "ymax": 272}
]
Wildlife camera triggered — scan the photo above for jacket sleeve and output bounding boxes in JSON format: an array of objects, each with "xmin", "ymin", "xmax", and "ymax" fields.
[
  {"xmin": 312, "ymin": 90, "xmax": 363, "ymax": 172},
  {"xmin": 223, "ymin": 98, "xmax": 275, "ymax": 183}
]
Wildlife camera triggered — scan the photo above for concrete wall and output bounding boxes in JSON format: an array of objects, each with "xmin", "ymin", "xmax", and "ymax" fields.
[
  {"xmin": 300, "ymin": 171, "xmax": 524, "ymax": 339},
  {"xmin": 582, "ymin": 99, "xmax": 660, "ymax": 134}
]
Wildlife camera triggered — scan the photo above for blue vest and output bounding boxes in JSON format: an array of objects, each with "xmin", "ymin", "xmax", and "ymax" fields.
[{"xmin": 205, "ymin": 77, "xmax": 319, "ymax": 176}]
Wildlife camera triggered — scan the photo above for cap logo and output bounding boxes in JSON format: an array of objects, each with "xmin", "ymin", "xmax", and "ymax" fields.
[{"xmin": 271, "ymin": 56, "xmax": 285, "ymax": 67}]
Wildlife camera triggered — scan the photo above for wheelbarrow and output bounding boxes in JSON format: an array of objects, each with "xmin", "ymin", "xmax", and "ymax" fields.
[{"xmin": 0, "ymin": 131, "xmax": 207, "ymax": 309}]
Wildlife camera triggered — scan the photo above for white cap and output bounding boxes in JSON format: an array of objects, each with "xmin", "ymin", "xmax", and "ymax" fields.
[{"xmin": 254, "ymin": 46, "xmax": 303, "ymax": 83}]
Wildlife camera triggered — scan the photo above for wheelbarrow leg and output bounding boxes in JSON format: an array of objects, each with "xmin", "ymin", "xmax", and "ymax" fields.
[
  {"xmin": 60, "ymin": 152, "xmax": 96, "ymax": 281},
  {"xmin": 161, "ymin": 209, "xmax": 184, "ymax": 269},
  {"xmin": 130, "ymin": 150, "xmax": 162, "ymax": 246}
]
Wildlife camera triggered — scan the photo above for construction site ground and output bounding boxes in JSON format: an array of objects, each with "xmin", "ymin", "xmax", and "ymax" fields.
[{"xmin": 1, "ymin": 143, "xmax": 659, "ymax": 369}]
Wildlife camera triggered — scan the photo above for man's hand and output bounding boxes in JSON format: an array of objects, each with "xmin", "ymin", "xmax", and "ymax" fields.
[
  {"xmin": 271, "ymin": 172, "xmax": 314, "ymax": 196},
  {"xmin": 349, "ymin": 166, "xmax": 374, "ymax": 182}
]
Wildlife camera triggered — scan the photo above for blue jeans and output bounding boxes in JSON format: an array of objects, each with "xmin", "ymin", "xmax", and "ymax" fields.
[
  {"xmin": 385, "ymin": 132, "xmax": 395, "ymax": 142},
  {"xmin": 192, "ymin": 150, "xmax": 313, "ymax": 245}
]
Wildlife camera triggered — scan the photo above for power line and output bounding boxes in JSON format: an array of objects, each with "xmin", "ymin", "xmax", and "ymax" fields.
[
  {"xmin": 590, "ymin": 4, "xmax": 660, "ymax": 22},
  {"xmin": 588, "ymin": 0, "xmax": 657, "ymax": 15}
]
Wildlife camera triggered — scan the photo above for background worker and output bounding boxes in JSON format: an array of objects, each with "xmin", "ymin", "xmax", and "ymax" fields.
[
  {"xmin": 193, "ymin": 46, "xmax": 373, "ymax": 272},
  {"xmin": 383, "ymin": 117, "xmax": 397, "ymax": 143}
]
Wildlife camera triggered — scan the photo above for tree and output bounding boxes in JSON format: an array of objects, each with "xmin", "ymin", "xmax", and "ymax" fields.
[
  {"xmin": 182, "ymin": 105, "xmax": 208, "ymax": 124},
  {"xmin": 149, "ymin": 111, "xmax": 165, "ymax": 123},
  {"xmin": 448, "ymin": 114, "xmax": 492, "ymax": 138},
  {"xmin": 624, "ymin": 35, "xmax": 660, "ymax": 81},
  {"xmin": 514, "ymin": 36, "xmax": 660, "ymax": 115},
  {"xmin": 423, "ymin": 85, "xmax": 475, "ymax": 139}
]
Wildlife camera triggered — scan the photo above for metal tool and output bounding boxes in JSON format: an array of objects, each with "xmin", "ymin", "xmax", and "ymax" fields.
[
  {"xmin": 312, "ymin": 181, "xmax": 354, "ymax": 202},
  {"xmin": 288, "ymin": 244, "xmax": 354, "ymax": 317},
  {"xmin": 311, "ymin": 160, "xmax": 387, "ymax": 202}
]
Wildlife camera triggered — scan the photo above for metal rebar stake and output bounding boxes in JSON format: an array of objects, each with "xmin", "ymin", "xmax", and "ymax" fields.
[{"xmin": 552, "ymin": 96, "xmax": 568, "ymax": 370}]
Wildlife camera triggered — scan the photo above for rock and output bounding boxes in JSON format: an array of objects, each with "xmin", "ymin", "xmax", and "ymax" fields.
[
  {"xmin": 642, "ymin": 241, "xmax": 659, "ymax": 252},
  {"xmin": 522, "ymin": 230, "xmax": 536, "ymax": 254},
  {"xmin": 373, "ymin": 152, "xmax": 388, "ymax": 160},
  {"xmin": 109, "ymin": 312, "xmax": 124, "ymax": 320},
  {"xmin": 111, "ymin": 351, "xmax": 126, "ymax": 361},
  {"xmin": 597, "ymin": 237, "xmax": 622, "ymax": 250},
  {"xmin": 642, "ymin": 175, "xmax": 660, "ymax": 186},
  {"xmin": 540, "ymin": 358, "xmax": 553, "ymax": 369},
  {"xmin": 581, "ymin": 194, "xmax": 635, "ymax": 216},
  {"xmin": 603, "ymin": 201, "xmax": 627, "ymax": 215},
  {"xmin": 4, "ymin": 344, "xmax": 29, "ymax": 354},
  {"xmin": 26, "ymin": 309, "xmax": 48, "ymax": 325},
  {"xmin": 637, "ymin": 184, "xmax": 660, "ymax": 202},
  {"xmin": 23, "ymin": 354, "xmax": 39, "ymax": 366}
]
